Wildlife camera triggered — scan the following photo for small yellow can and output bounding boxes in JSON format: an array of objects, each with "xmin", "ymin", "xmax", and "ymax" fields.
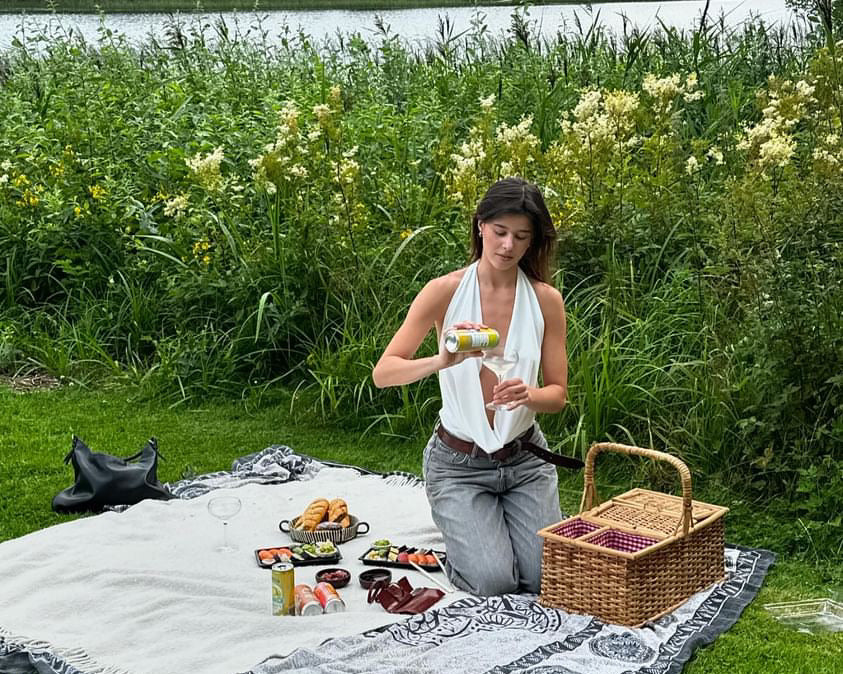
[
  {"xmin": 271, "ymin": 561, "xmax": 295, "ymax": 616},
  {"xmin": 443, "ymin": 328, "xmax": 500, "ymax": 353}
]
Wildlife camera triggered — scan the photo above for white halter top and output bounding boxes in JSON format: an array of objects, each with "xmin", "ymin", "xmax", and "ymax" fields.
[{"xmin": 438, "ymin": 261, "xmax": 544, "ymax": 453}]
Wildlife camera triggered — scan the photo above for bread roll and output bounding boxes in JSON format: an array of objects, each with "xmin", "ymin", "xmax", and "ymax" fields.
[
  {"xmin": 328, "ymin": 498, "xmax": 348, "ymax": 523},
  {"xmin": 299, "ymin": 498, "xmax": 329, "ymax": 531}
]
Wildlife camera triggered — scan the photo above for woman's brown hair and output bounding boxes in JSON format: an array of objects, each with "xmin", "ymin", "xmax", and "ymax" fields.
[{"xmin": 470, "ymin": 177, "xmax": 557, "ymax": 283}]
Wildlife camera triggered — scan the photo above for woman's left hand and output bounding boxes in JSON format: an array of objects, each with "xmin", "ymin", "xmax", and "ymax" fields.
[{"xmin": 493, "ymin": 378, "xmax": 531, "ymax": 410}]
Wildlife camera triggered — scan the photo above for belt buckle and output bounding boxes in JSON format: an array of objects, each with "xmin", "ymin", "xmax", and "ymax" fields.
[{"xmin": 493, "ymin": 439, "xmax": 520, "ymax": 462}]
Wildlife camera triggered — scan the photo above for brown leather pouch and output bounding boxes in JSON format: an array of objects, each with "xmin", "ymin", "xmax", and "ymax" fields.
[{"xmin": 367, "ymin": 576, "xmax": 445, "ymax": 614}]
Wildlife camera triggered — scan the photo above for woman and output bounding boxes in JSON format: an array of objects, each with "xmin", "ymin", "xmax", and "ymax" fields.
[{"xmin": 372, "ymin": 177, "xmax": 567, "ymax": 595}]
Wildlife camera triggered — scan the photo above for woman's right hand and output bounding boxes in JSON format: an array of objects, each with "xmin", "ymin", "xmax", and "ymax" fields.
[{"xmin": 435, "ymin": 321, "xmax": 487, "ymax": 371}]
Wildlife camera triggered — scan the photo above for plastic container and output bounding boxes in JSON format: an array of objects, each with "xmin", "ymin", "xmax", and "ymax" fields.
[{"xmin": 763, "ymin": 599, "xmax": 843, "ymax": 634}]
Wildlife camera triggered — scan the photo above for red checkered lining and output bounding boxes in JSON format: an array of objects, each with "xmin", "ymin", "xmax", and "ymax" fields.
[
  {"xmin": 588, "ymin": 529, "xmax": 657, "ymax": 553},
  {"xmin": 552, "ymin": 518, "xmax": 600, "ymax": 539}
]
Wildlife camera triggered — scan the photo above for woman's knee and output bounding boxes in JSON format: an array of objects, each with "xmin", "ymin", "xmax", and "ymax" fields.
[{"xmin": 451, "ymin": 564, "xmax": 519, "ymax": 596}]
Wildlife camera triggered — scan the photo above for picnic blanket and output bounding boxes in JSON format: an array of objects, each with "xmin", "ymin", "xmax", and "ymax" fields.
[{"xmin": 0, "ymin": 448, "xmax": 774, "ymax": 674}]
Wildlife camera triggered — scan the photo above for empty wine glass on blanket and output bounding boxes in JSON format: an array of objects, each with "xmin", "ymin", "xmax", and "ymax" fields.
[
  {"xmin": 482, "ymin": 346, "xmax": 519, "ymax": 411},
  {"xmin": 208, "ymin": 495, "xmax": 242, "ymax": 553}
]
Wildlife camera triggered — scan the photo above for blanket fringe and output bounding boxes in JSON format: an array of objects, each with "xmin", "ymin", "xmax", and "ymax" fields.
[
  {"xmin": 0, "ymin": 626, "xmax": 131, "ymax": 674},
  {"xmin": 381, "ymin": 471, "xmax": 426, "ymax": 489}
]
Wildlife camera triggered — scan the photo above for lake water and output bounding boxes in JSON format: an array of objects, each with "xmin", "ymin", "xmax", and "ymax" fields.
[{"xmin": 0, "ymin": 1, "xmax": 798, "ymax": 50}]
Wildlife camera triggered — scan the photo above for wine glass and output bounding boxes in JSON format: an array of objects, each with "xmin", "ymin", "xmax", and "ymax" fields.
[
  {"xmin": 482, "ymin": 346, "xmax": 519, "ymax": 411},
  {"xmin": 207, "ymin": 495, "xmax": 242, "ymax": 553}
]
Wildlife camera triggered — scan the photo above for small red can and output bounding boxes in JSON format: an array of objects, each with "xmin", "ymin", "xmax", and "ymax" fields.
[
  {"xmin": 313, "ymin": 581, "xmax": 346, "ymax": 613},
  {"xmin": 294, "ymin": 584, "xmax": 323, "ymax": 616}
]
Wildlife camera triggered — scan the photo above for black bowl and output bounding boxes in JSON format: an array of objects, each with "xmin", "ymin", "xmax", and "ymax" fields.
[
  {"xmin": 315, "ymin": 567, "xmax": 351, "ymax": 589},
  {"xmin": 359, "ymin": 568, "xmax": 392, "ymax": 589}
]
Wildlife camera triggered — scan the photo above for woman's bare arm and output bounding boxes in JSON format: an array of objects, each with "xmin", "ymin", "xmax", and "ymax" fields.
[{"xmin": 373, "ymin": 275, "xmax": 482, "ymax": 388}]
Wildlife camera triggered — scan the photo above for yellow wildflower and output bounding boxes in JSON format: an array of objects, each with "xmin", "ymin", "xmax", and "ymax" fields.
[
  {"xmin": 400, "ymin": 228, "xmax": 413, "ymax": 239},
  {"xmin": 89, "ymin": 185, "xmax": 105, "ymax": 200}
]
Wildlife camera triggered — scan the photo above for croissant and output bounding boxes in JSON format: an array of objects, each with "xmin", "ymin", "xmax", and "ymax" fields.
[
  {"xmin": 328, "ymin": 498, "xmax": 348, "ymax": 523},
  {"xmin": 299, "ymin": 498, "xmax": 329, "ymax": 531},
  {"xmin": 338, "ymin": 514, "xmax": 351, "ymax": 528}
]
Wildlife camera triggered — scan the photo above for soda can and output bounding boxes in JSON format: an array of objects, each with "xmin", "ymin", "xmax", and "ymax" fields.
[
  {"xmin": 313, "ymin": 581, "xmax": 346, "ymax": 613},
  {"xmin": 271, "ymin": 561, "xmax": 295, "ymax": 616},
  {"xmin": 443, "ymin": 328, "xmax": 500, "ymax": 353},
  {"xmin": 294, "ymin": 584, "xmax": 323, "ymax": 616}
]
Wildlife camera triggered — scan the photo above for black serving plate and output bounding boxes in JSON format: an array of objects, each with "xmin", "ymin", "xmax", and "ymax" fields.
[
  {"xmin": 358, "ymin": 544, "xmax": 446, "ymax": 571},
  {"xmin": 254, "ymin": 547, "xmax": 342, "ymax": 569}
]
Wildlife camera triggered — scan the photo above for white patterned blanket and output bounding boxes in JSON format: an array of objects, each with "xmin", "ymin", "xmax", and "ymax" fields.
[{"xmin": 0, "ymin": 449, "xmax": 774, "ymax": 674}]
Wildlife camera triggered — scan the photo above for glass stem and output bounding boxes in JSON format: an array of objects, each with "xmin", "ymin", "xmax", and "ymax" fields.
[{"xmin": 222, "ymin": 521, "xmax": 229, "ymax": 549}]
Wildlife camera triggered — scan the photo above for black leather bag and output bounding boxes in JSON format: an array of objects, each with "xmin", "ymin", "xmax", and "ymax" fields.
[{"xmin": 51, "ymin": 436, "xmax": 174, "ymax": 513}]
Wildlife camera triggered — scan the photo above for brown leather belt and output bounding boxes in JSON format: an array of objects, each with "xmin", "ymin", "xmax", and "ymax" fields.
[{"xmin": 436, "ymin": 424, "xmax": 584, "ymax": 469}]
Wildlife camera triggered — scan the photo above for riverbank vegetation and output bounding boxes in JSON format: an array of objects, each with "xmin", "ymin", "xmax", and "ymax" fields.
[
  {"xmin": 0, "ymin": 4, "xmax": 840, "ymax": 565},
  {"xmin": 2, "ymin": 0, "xmax": 611, "ymax": 15}
]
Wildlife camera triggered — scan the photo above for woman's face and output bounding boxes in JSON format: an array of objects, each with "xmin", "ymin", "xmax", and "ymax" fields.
[{"xmin": 479, "ymin": 214, "xmax": 533, "ymax": 270}]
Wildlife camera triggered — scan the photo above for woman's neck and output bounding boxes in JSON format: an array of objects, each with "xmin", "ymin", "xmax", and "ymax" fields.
[{"xmin": 476, "ymin": 257, "xmax": 518, "ymax": 290}]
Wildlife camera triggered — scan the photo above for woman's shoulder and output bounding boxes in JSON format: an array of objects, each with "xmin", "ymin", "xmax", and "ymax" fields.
[
  {"xmin": 529, "ymin": 278, "xmax": 566, "ymax": 314},
  {"xmin": 421, "ymin": 267, "xmax": 469, "ymax": 299}
]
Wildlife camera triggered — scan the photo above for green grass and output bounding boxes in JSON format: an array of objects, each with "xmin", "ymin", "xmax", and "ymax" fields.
[
  {"xmin": 0, "ymin": 0, "xmax": 627, "ymax": 14},
  {"xmin": 1, "ymin": 383, "xmax": 840, "ymax": 672}
]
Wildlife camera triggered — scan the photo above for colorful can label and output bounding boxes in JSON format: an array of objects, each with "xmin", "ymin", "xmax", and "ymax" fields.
[
  {"xmin": 271, "ymin": 562, "xmax": 295, "ymax": 616},
  {"xmin": 313, "ymin": 581, "xmax": 346, "ymax": 613},
  {"xmin": 443, "ymin": 328, "xmax": 500, "ymax": 353},
  {"xmin": 294, "ymin": 584, "xmax": 323, "ymax": 616}
]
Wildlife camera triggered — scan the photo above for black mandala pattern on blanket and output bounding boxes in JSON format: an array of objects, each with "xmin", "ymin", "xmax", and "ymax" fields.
[
  {"xmin": 379, "ymin": 595, "xmax": 571, "ymax": 647},
  {"xmin": 485, "ymin": 619, "xmax": 603, "ymax": 674},
  {"xmin": 589, "ymin": 632, "xmax": 655, "ymax": 662}
]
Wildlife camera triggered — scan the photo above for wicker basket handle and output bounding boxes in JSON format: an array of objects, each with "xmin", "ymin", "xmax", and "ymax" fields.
[{"xmin": 579, "ymin": 442, "xmax": 693, "ymax": 536}]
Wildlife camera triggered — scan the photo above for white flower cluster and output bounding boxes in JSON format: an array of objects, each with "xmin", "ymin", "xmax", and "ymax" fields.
[
  {"xmin": 186, "ymin": 146, "xmax": 225, "ymax": 192},
  {"xmin": 685, "ymin": 155, "xmax": 700, "ymax": 175},
  {"xmin": 249, "ymin": 100, "xmax": 310, "ymax": 195},
  {"xmin": 735, "ymin": 77, "xmax": 816, "ymax": 174},
  {"xmin": 812, "ymin": 133, "xmax": 841, "ymax": 169},
  {"xmin": 446, "ymin": 112, "xmax": 541, "ymax": 208},
  {"xmin": 479, "ymin": 94, "xmax": 496, "ymax": 110},
  {"xmin": 163, "ymin": 193, "xmax": 188, "ymax": 217},
  {"xmin": 447, "ymin": 136, "xmax": 487, "ymax": 204},
  {"xmin": 496, "ymin": 116, "xmax": 540, "ymax": 175},
  {"xmin": 331, "ymin": 146, "xmax": 359, "ymax": 187},
  {"xmin": 642, "ymin": 72, "xmax": 702, "ymax": 114},
  {"xmin": 561, "ymin": 88, "xmax": 639, "ymax": 149},
  {"xmin": 706, "ymin": 146, "xmax": 725, "ymax": 165}
]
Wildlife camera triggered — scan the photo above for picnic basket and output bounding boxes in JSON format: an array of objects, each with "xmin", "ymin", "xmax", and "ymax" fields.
[{"xmin": 538, "ymin": 442, "xmax": 728, "ymax": 627}]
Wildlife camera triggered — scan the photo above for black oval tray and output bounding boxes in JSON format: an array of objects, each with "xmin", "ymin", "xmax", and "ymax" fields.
[
  {"xmin": 358, "ymin": 545, "xmax": 446, "ymax": 571},
  {"xmin": 254, "ymin": 547, "xmax": 342, "ymax": 569}
]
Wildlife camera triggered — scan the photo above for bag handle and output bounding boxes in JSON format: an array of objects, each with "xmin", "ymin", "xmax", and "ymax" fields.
[
  {"xmin": 579, "ymin": 442, "xmax": 693, "ymax": 536},
  {"xmin": 65, "ymin": 436, "xmax": 165, "ymax": 464}
]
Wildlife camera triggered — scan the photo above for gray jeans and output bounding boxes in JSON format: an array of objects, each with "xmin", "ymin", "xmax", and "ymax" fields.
[{"xmin": 422, "ymin": 425, "xmax": 564, "ymax": 596}]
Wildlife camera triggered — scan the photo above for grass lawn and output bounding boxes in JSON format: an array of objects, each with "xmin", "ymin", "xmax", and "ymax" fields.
[{"xmin": 1, "ymin": 383, "xmax": 841, "ymax": 672}]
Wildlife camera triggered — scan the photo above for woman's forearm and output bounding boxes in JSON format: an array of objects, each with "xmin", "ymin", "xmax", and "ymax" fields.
[
  {"xmin": 372, "ymin": 354, "xmax": 442, "ymax": 388},
  {"xmin": 525, "ymin": 384, "xmax": 567, "ymax": 414}
]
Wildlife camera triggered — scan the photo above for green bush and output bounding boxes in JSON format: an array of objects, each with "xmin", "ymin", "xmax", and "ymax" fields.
[{"xmin": 0, "ymin": 11, "xmax": 840, "ymax": 558}]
